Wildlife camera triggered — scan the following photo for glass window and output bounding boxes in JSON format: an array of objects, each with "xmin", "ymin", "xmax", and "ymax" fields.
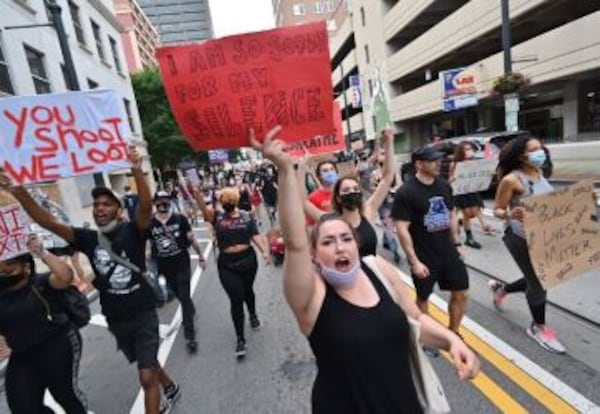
[
  {"xmin": 325, "ymin": 0, "xmax": 335, "ymax": 12},
  {"xmin": 292, "ymin": 3, "xmax": 306, "ymax": 15},
  {"xmin": 109, "ymin": 36, "xmax": 122, "ymax": 73},
  {"xmin": 0, "ymin": 42, "xmax": 14, "ymax": 95},
  {"xmin": 25, "ymin": 46, "xmax": 51, "ymax": 94},
  {"xmin": 68, "ymin": 1, "xmax": 86, "ymax": 45},
  {"xmin": 123, "ymin": 98, "xmax": 135, "ymax": 133},
  {"xmin": 90, "ymin": 20, "xmax": 105, "ymax": 61},
  {"xmin": 360, "ymin": 6, "xmax": 365, "ymax": 26}
]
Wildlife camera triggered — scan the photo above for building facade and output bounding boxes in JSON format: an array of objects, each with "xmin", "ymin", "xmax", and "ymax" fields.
[
  {"xmin": 0, "ymin": 0, "xmax": 154, "ymax": 225},
  {"xmin": 137, "ymin": 0, "xmax": 212, "ymax": 45},
  {"xmin": 273, "ymin": 0, "xmax": 346, "ymax": 33},
  {"xmin": 341, "ymin": 0, "xmax": 600, "ymax": 150},
  {"xmin": 113, "ymin": 0, "xmax": 160, "ymax": 72}
]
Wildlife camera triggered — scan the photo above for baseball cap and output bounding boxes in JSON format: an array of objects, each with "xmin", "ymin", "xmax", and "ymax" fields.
[
  {"xmin": 411, "ymin": 147, "xmax": 445, "ymax": 163},
  {"xmin": 91, "ymin": 187, "xmax": 123, "ymax": 207},
  {"xmin": 153, "ymin": 191, "xmax": 170, "ymax": 202}
]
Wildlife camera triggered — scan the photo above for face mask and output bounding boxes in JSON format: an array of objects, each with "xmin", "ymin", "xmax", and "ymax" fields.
[
  {"xmin": 321, "ymin": 170, "xmax": 338, "ymax": 186},
  {"xmin": 528, "ymin": 149, "xmax": 547, "ymax": 167},
  {"xmin": 0, "ymin": 274, "xmax": 23, "ymax": 290},
  {"xmin": 318, "ymin": 260, "xmax": 361, "ymax": 289},
  {"xmin": 222, "ymin": 203, "xmax": 236, "ymax": 213},
  {"xmin": 157, "ymin": 204, "xmax": 170, "ymax": 213},
  {"xmin": 98, "ymin": 219, "xmax": 119, "ymax": 234},
  {"xmin": 340, "ymin": 192, "xmax": 362, "ymax": 210}
]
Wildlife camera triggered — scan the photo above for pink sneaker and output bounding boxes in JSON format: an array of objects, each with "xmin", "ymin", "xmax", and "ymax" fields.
[
  {"xmin": 488, "ymin": 280, "xmax": 506, "ymax": 310},
  {"xmin": 526, "ymin": 324, "xmax": 566, "ymax": 354}
]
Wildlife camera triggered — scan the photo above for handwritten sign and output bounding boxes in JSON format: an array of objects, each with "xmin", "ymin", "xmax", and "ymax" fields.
[
  {"xmin": 157, "ymin": 21, "xmax": 333, "ymax": 150},
  {"xmin": 0, "ymin": 89, "xmax": 131, "ymax": 185},
  {"xmin": 337, "ymin": 160, "xmax": 356, "ymax": 178},
  {"xmin": 522, "ymin": 180, "xmax": 600, "ymax": 289},
  {"xmin": 451, "ymin": 159, "xmax": 498, "ymax": 195},
  {"xmin": 287, "ymin": 101, "xmax": 344, "ymax": 156},
  {"xmin": 0, "ymin": 202, "xmax": 31, "ymax": 261}
]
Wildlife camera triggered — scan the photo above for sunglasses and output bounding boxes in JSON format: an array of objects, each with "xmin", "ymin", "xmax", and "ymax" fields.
[{"xmin": 156, "ymin": 202, "xmax": 170, "ymax": 208}]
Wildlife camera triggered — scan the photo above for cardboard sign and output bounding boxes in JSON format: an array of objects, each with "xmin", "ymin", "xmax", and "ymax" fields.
[
  {"xmin": 336, "ymin": 160, "xmax": 356, "ymax": 178},
  {"xmin": 451, "ymin": 159, "xmax": 498, "ymax": 195},
  {"xmin": 157, "ymin": 21, "xmax": 333, "ymax": 150},
  {"xmin": 522, "ymin": 180, "xmax": 600, "ymax": 289},
  {"xmin": 0, "ymin": 89, "xmax": 131, "ymax": 186},
  {"xmin": 0, "ymin": 202, "xmax": 31, "ymax": 261},
  {"xmin": 286, "ymin": 101, "xmax": 344, "ymax": 156}
]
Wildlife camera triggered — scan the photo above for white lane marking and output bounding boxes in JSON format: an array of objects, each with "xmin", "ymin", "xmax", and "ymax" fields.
[
  {"xmin": 393, "ymin": 270, "xmax": 600, "ymax": 413},
  {"xmin": 90, "ymin": 313, "xmax": 107, "ymax": 328},
  {"xmin": 129, "ymin": 242, "xmax": 213, "ymax": 414}
]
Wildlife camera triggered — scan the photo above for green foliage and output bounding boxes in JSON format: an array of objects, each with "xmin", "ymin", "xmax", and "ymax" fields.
[{"xmin": 131, "ymin": 68, "xmax": 208, "ymax": 170}]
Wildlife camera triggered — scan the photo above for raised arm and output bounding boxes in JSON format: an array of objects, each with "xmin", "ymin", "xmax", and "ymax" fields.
[
  {"xmin": 129, "ymin": 146, "xmax": 153, "ymax": 233},
  {"xmin": 249, "ymin": 127, "xmax": 317, "ymax": 319},
  {"xmin": 27, "ymin": 234, "xmax": 74, "ymax": 290},
  {"xmin": 192, "ymin": 185, "xmax": 215, "ymax": 224},
  {"xmin": 366, "ymin": 129, "xmax": 395, "ymax": 221},
  {"xmin": 296, "ymin": 158, "xmax": 324, "ymax": 222},
  {"xmin": 0, "ymin": 170, "xmax": 75, "ymax": 243}
]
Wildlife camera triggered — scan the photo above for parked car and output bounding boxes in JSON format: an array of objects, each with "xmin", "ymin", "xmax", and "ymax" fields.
[{"xmin": 426, "ymin": 131, "xmax": 553, "ymax": 193}]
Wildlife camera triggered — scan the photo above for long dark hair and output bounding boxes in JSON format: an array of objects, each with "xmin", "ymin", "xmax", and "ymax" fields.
[
  {"xmin": 453, "ymin": 141, "xmax": 475, "ymax": 162},
  {"xmin": 331, "ymin": 176, "xmax": 364, "ymax": 214},
  {"xmin": 497, "ymin": 136, "xmax": 538, "ymax": 179}
]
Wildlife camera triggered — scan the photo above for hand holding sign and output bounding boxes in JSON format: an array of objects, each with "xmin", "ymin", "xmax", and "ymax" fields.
[
  {"xmin": 249, "ymin": 126, "xmax": 294, "ymax": 170},
  {"xmin": 26, "ymin": 234, "xmax": 46, "ymax": 258},
  {"xmin": 128, "ymin": 145, "xmax": 142, "ymax": 170}
]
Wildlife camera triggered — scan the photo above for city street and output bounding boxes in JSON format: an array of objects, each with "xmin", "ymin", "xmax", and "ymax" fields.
[{"xmin": 1, "ymin": 216, "xmax": 597, "ymax": 414}]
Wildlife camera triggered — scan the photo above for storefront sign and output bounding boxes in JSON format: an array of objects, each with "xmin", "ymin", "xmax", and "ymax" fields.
[{"xmin": 440, "ymin": 67, "xmax": 477, "ymax": 98}]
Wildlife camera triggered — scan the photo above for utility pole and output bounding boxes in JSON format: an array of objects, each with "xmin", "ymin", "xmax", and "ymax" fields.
[{"xmin": 500, "ymin": 0, "xmax": 519, "ymax": 132}]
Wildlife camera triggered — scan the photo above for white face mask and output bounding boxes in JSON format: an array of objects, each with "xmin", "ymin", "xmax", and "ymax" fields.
[{"xmin": 98, "ymin": 219, "xmax": 119, "ymax": 234}]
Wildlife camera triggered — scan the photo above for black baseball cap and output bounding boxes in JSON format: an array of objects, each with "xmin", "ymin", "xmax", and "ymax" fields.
[
  {"xmin": 153, "ymin": 191, "xmax": 170, "ymax": 202},
  {"xmin": 91, "ymin": 187, "xmax": 123, "ymax": 207},
  {"xmin": 411, "ymin": 147, "xmax": 445, "ymax": 163}
]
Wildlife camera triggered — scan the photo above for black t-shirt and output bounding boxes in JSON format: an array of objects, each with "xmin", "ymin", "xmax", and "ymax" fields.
[
  {"xmin": 0, "ymin": 274, "xmax": 66, "ymax": 353},
  {"xmin": 214, "ymin": 210, "xmax": 259, "ymax": 250},
  {"xmin": 72, "ymin": 222, "xmax": 156, "ymax": 322},
  {"xmin": 147, "ymin": 213, "xmax": 192, "ymax": 262},
  {"xmin": 391, "ymin": 176, "xmax": 458, "ymax": 265}
]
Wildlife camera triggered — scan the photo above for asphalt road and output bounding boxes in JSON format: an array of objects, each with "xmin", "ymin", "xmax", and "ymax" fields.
[{"xmin": 1, "ymin": 220, "xmax": 599, "ymax": 414}]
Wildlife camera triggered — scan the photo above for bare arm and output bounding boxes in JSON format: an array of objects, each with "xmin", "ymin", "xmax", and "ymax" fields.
[
  {"xmin": 192, "ymin": 187, "xmax": 215, "ymax": 224},
  {"xmin": 395, "ymin": 220, "xmax": 419, "ymax": 266},
  {"xmin": 0, "ymin": 171, "xmax": 74, "ymax": 243},
  {"xmin": 494, "ymin": 175, "xmax": 522, "ymax": 220},
  {"xmin": 366, "ymin": 129, "xmax": 395, "ymax": 221},
  {"xmin": 130, "ymin": 147, "xmax": 152, "ymax": 233},
  {"xmin": 27, "ymin": 235, "xmax": 74, "ymax": 290}
]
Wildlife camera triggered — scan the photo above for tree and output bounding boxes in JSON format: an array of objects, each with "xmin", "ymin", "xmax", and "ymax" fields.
[{"xmin": 131, "ymin": 68, "xmax": 208, "ymax": 170}]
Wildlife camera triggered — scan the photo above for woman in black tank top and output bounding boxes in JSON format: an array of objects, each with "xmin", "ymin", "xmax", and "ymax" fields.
[
  {"xmin": 250, "ymin": 126, "xmax": 480, "ymax": 413},
  {"xmin": 302, "ymin": 130, "xmax": 398, "ymax": 257}
]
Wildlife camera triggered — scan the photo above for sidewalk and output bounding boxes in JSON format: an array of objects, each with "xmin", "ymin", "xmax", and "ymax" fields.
[{"xmin": 465, "ymin": 213, "xmax": 600, "ymax": 327}]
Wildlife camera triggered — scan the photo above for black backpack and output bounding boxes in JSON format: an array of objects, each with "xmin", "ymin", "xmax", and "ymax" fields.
[{"xmin": 32, "ymin": 275, "xmax": 91, "ymax": 329}]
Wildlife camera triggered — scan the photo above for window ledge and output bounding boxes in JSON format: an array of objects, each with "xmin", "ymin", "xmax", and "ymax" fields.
[
  {"xmin": 12, "ymin": 0, "xmax": 36, "ymax": 15},
  {"xmin": 79, "ymin": 43, "xmax": 94, "ymax": 55},
  {"xmin": 101, "ymin": 59, "xmax": 112, "ymax": 69}
]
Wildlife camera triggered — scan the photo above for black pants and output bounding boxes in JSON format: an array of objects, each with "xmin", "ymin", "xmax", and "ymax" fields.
[
  {"xmin": 5, "ymin": 329, "xmax": 87, "ymax": 414},
  {"xmin": 217, "ymin": 249, "xmax": 258, "ymax": 340},
  {"xmin": 158, "ymin": 255, "xmax": 196, "ymax": 340}
]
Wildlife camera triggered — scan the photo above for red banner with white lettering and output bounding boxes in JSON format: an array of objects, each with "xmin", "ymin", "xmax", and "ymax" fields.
[{"xmin": 156, "ymin": 21, "xmax": 334, "ymax": 150}]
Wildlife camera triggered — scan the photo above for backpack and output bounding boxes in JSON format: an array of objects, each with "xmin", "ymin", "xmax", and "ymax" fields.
[{"xmin": 32, "ymin": 275, "xmax": 91, "ymax": 329}]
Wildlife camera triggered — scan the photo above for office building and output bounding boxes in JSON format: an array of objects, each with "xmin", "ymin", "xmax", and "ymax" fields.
[{"xmin": 137, "ymin": 0, "xmax": 213, "ymax": 45}]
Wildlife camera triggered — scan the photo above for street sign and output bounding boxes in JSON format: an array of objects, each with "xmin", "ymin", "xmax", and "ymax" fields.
[{"xmin": 443, "ymin": 94, "xmax": 478, "ymax": 112}]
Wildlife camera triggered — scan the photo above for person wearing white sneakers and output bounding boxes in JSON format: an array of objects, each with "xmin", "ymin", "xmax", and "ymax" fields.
[{"xmin": 493, "ymin": 136, "xmax": 566, "ymax": 354}]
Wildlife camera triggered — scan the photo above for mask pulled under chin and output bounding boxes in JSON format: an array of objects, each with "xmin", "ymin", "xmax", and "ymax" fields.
[
  {"xmin": 318, "ymin": 260, "xmax": 361, "ymax": 289},
  {"xmin": 98, "ymin": 219, "xmax": 119, "ymax": 234}
]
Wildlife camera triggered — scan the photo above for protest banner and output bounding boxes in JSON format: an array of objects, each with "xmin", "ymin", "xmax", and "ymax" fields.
[
  {"xmin": 0, "ymin": 89, "xmax": 131, "ymax": 186},
  {"xmin": 286, "ymin": 101, "xmax": 344, "ymax": 156},
  {"xmin": 451, "ymin": 159, "xmax": 498, "ymax": 195},
  {"xmin": 157, "ymin": 21, "xmax": 333, "ymax": 150},
  {"xmin": 522, "ymin": 180, "xmax": 600, "ymax": 289},
  {"xmin": 0, "ymin": 193, "xmax": 31, "ymax": 261}
]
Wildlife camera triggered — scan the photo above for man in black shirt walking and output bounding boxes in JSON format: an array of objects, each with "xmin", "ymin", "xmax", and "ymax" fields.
[
  {"xmin": 147, "ymin": 191, "xmax": 206, "ymax": 353},
  {"xmin": 0, "ymin": 147, "xmax": 180, "ymax": 414},
  {"xmin": 392, "ymin": 147, "xmax": 469, "ymax": 356}
]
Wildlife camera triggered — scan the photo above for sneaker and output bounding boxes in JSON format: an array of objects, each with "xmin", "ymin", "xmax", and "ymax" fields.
[
  {"xmin": 235, "ymin": 338, "xmax": 247, "ymax": 360},
  {"xmin": 160, "ymin": 382, "xmax": 180, "ymax": 413},
  {"xmin": 186, "ymin": 338, "xmax": 198, "ymax": 353},
  {"xmin": 249, "ymin": 314, "xmax": 261, "ymax": 331},
  {"xmin": 465, "ymin": 238, "xmax": 482, "ymax": 249},
  {"xmin": 526, "ymin": 323, "xmax": 566, "ymax": 354},
  {"xmin": 488, "ymin": 280, "xmax": 507, "ymax": 310},
  {"xmin": 422, "ymin": 344, "xmax": 440, "ymax": 358}
]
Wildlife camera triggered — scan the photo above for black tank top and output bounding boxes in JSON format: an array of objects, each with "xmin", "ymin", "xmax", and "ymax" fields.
[
  {"xmin": 356, "ymin": 216, "xmax": 378, "ymax": 257},
  {"xmin": 308, "ymin": 261, "xmax": 422, "ymax": 414}
]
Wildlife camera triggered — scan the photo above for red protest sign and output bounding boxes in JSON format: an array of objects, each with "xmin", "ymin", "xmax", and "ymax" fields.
[
  {"xmin": 286, "ymin": 101, "xmax": 345, "ymax": 156},
  {"xmin": 157, "ymin": 21, "xmax": 333, "ymax": 150}
]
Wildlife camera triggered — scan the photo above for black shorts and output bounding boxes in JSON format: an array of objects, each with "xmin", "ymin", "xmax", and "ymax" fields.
[
  {"xmin": 412, "ymin": 259, "xmax": 469, "ymax": 300},
  {"xmin": 108, "ymin": 310, "xmax": 160, "ymax": 370}
]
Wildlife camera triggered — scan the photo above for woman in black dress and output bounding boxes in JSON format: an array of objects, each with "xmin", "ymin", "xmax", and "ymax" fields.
[{"xmin": 251, "ymin": 126, "xmax": 479, "ymax": 414}]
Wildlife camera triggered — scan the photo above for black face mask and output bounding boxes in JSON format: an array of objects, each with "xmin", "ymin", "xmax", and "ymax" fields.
[
  {"xmin": 156, "ymin": 204, "xmax": 170, "ymax": 213},
  {"xmin": 340, "ymin": 192, "xmax": 363, "ymax": 211},
  {"xmin": 222, "ymin": 203, "xmax": 236, "ymax": 213},
  {"xmin": 0, "ymin": 275, "xmax": 23, "ymax": 290}
]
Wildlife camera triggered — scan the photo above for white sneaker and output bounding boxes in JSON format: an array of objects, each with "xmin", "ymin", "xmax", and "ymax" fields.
[{"xmin": 526, "ymin": 323, "xmax": 566, "ymax": 354}]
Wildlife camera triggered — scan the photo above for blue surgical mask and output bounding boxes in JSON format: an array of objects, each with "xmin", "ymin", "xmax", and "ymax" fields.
[
  {"xmin": 321, "ymin": 171, "xmax": 338, "ymax": 186},
  {"xmin": 318, "ymin": 260, "xmax": 360, "ymax": 289},
  {"xmin": 528, "ymin": 149, "xmax": 546, "ymax": 167}
]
